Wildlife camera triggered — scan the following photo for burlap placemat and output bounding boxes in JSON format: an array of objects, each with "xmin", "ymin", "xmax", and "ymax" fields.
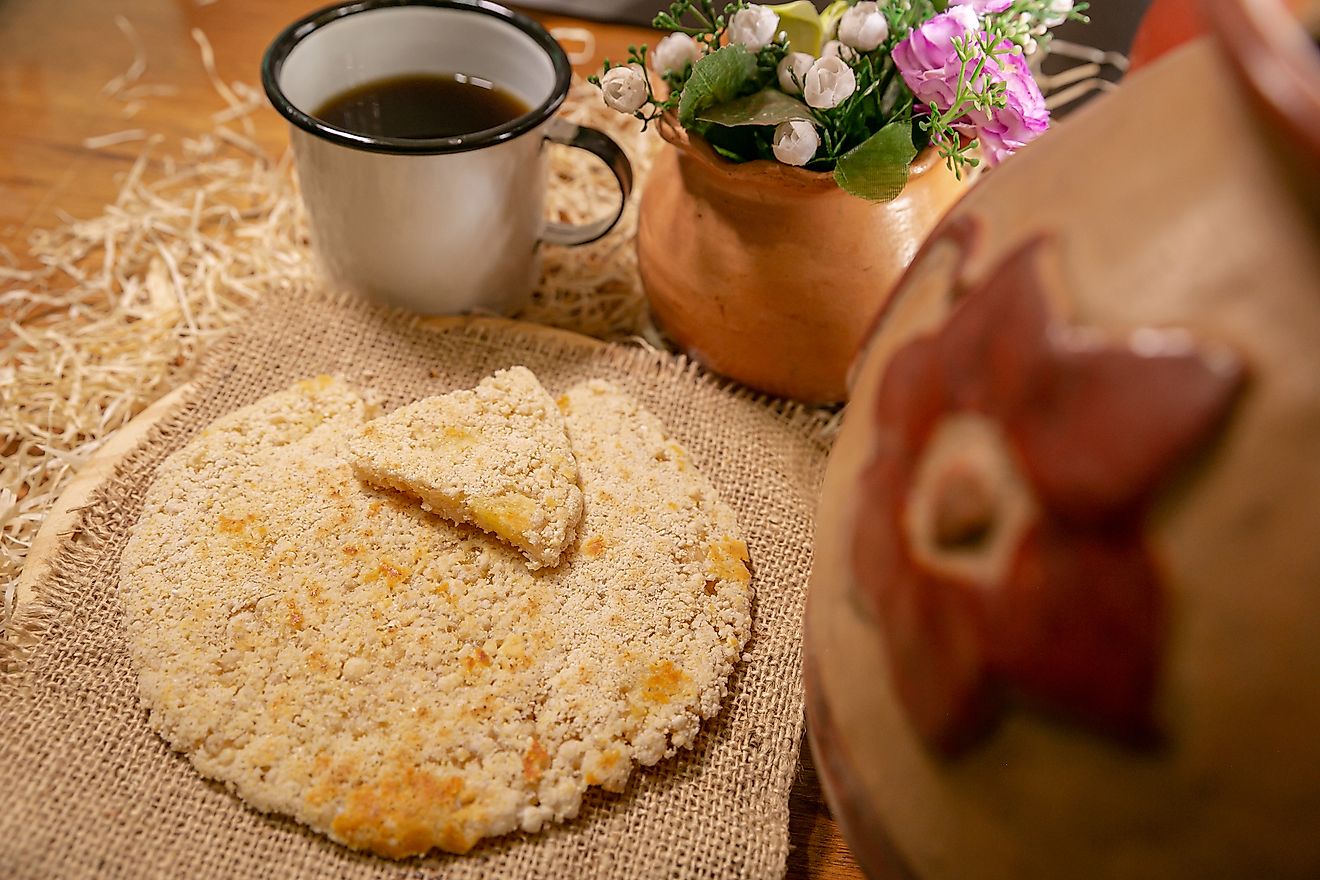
[{"xmin": 0, "ymin": 287, "xmax": 833, "ymax": 880}]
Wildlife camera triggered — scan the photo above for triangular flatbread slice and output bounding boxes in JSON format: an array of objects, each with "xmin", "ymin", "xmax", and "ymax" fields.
[{"xmin": 349, "ymin": 366, "xmax": 583, "ymax": 568}]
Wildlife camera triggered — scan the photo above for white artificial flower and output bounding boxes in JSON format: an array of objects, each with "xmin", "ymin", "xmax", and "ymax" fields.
[
  {"xmin": 820, "ymin": 39, "xmax": 859, "ymax": 63},
  {"xmin": 803, "ymin": 55, "xmax": 856, "ymax": 109},
  {"xmin": 776, "ymin": 52, "xmax": 814, "ymax": 95},
  {"xmin": 1044, "ymin": 0, "xmax": 1073, "ymax": 26},
  {"xmin": 728, "ymin": 4, "xmax": 780, "ymax": 52},
  {"xmin": 772, "ymin": 119, "xmax": 819, "ymax": 166},
  {"xmin": 599, "ymin": 65, "xmax": 649, "ymax": 114},
  {"xmin": 838, "ymin": 1, "xmax": 889, "ymax": 52},
  {"xmin": 651, "ymin": 32, "xmax": 702, "ymax": 74}
]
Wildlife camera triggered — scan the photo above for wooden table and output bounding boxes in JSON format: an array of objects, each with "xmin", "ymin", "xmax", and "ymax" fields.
[{"xmin": 0, "ymin": 1, "xmax": 863, "ymax": 877}]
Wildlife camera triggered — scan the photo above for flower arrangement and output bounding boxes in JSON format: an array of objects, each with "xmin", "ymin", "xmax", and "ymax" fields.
[{"xmin": 591, "ymin": 0, "xmax": 1087, "ymax": 200}]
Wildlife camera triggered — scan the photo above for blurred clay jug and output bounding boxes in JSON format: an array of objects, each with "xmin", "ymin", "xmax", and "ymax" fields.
[{"xmin": 804, "ymin": 0, "xmax": 1320, "ymax": 876}]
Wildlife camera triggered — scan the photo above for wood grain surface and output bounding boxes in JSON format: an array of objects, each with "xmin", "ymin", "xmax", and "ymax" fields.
[{"xmin": 0, "ymin": 1, "xmax": 863, "ymax": 877}]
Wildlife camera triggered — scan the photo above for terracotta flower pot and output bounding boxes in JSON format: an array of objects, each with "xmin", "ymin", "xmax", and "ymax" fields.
[
  {"xmin": 805, "ymin": 0, "xmax": 1320, "ymax": 876},
  {"xmin": 636, "ymin": 118, "xmax": 970, "ymax": 404}
]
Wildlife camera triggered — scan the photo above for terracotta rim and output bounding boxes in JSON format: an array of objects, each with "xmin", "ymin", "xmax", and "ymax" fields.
[
  {"xmin": 657, "ymin": 114, "xmax": 951, "ymax": 193},
  {"xmin": 1202, "ymin": 0, "xmax": 1320, "ymax": 162}
]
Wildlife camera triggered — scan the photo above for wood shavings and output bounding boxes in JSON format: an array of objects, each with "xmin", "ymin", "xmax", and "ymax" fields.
[
  {"xmin": 101, "ymin": 16, "xmax": 147, "ymax": 99},
  {"xmin": 121, "ymin": 84, "xmax": 181, "ymax": 100},
  {"xmin": 82, "ymin": 129, "xmax": 149, "ymax": 150},
  {"xmin": 1, "ymin": 140, "xmax": 315, "ymax": 631},
  {"xmin": 2, "ymin": 67, "xmax": 658, "ymax": 633},
  {"xmin": 100, "ymin": 18, "xmax": 184, "ymax": 123},
  {"xmin": 192, "ymin": 28, "xmax": 261, "ymax": 138}
]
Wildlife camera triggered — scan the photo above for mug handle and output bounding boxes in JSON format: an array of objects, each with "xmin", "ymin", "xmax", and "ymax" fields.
[{"xmin": 542, "ymin": 117, "xmax": 634, "ymax": 247}]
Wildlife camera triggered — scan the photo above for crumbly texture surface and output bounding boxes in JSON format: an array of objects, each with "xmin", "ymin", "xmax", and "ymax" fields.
[
  {"xmin": 348, "ymin": 367, "xmax": 584, "ymax": 570},
  {"xmin": 118, "ymin": 375, "xmax": 752, "ymax": 859}
]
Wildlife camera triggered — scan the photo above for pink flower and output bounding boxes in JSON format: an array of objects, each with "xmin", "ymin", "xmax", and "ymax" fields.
[
  {"xmin": 949, "ymin": 0, "xmax": 1012, "ymax": 12},
  {"xmin": 893, "ymin": 7, "xmax": 1050, "ymax": 166},
  {"xmin": 968, "ymin": 49, "xmax": 1050, "ymax": 166},
  {"xmin": 892, "ymin": 6, "xmax": 980, "ymax": 109}
]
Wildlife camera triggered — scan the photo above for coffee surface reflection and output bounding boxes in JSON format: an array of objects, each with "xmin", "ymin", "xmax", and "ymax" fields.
[{"xmin": 314, "ymin": 73, "xmax": 530, "ymax": 139}]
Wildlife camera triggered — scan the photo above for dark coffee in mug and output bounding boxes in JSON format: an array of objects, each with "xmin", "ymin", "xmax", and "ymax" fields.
[{"xmin": 313, "ymin": 73, "xmax": 530, "ymax": 139}]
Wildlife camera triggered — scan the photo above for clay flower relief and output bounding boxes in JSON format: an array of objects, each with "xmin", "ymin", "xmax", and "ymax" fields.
[
  {"xmin": 588, "ymin": 0, "xmax": 1087, "ymax": 200},
  {"xmin": 851, "ymin": 233, "xmax": 1247, "ymax": 755}
]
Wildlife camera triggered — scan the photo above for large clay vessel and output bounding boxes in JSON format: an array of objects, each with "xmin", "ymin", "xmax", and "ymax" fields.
[
  {"xmin": 804, "ymin": 0, "xmax": 1320, "ymax": 876},
  {"xmin": 637, "ymin": 119, "xmax": 969, "ymax": 405}
]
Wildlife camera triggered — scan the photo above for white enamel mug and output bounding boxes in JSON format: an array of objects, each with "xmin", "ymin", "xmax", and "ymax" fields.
[{"xmin": 262, "ymin": 0, "xmax": 632, "ymax": 314}]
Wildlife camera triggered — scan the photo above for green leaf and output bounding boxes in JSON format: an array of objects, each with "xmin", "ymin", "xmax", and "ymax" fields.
[
  {"xmin": 697, "ymin": 90, "xmax": 813, "ymax": 127},
  {"xmin": 677, "ymin": 45, "xmax": 759, "ymax": 130},
  {"xmin": 710, "ymin": 142, "xmax": 751, "ymax": 162},
  {"xmin": 704, "ymin": 125, "xmax": 763, "ymax": 164},
  {"xmin": 833, "ymin": 121, "xmax": 917, "ymax": 202}
]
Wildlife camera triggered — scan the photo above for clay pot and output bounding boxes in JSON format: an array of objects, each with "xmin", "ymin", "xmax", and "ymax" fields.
[
  {"xmin": 636, "ymin": 118, "xmax": 969, "ymax": 404},
  {"xmin": 805, "ymin": 0, "xmax": 1320, "ymax": 877},
  {"xmin": 1128, "ymin": 0, "xmax": 1207, "ymax": 70},
  {"xmin": 1129, "ymin": 0, "xmax": 1311, "ymax": 70}
]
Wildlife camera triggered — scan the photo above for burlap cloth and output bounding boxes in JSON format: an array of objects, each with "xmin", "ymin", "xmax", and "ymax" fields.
[{"xmin": 0, "ymin": 287, "xmax": 833, "ymax": 880}]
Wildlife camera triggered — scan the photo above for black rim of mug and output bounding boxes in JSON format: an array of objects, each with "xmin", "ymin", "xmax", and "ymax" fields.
[{"xmin": 261, "ymin": 0, "xmax": 574, "ymax": 155}]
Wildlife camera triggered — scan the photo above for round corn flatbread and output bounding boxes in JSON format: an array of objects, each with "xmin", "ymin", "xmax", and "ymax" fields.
[{"xmin": 119, "ymin": 374, "xmax": 752, "ymax": 858}]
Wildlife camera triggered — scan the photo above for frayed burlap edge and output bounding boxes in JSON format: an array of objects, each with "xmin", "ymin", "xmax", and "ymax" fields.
[{"xmin": 1, "ymin": 286, "xmax": 834, "ymax": 880}]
